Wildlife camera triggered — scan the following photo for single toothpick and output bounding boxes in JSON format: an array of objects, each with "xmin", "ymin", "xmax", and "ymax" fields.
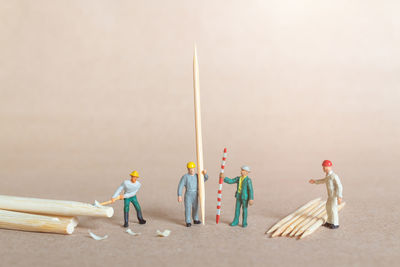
[
  {"xmin": 0, "ymin": 209, "xmax": 77, "ymax": 234},
  {"xmin": 0, "ymin": 195, "xmax": 114, "ymax": 218}
]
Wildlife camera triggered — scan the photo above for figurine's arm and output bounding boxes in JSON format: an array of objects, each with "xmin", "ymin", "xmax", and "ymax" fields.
[
  {"xmin": 224, "ymin": 176, "xmax": 239, "ymax": 184},
  {"xmin": 203, "ymin": 170, "xmax": 209, "ymax": 182},
  {"xmin": 112, "ymin": 184, "xmax": 124, "ymax": 198},
  {"xmin": 248, "ymin": 179, "xmax": 254, "ymax": 200},
  {"xmin": 124, "ymin": 183, "xmax": 141, "ymax": 199},
  {"xmin": 177, "ymin": 176, "xmax": 186, "ymax": 202},
  {"xmin": 314, "ymin": 177, "xmax": 328, "ymax": 184},
  {"xmin": 112, "ymin": 184, "xmax": 124, "ymax": 200},
  {"xmin": 177, "ymin": 176, "xmax": 186, "ymax": 196}
]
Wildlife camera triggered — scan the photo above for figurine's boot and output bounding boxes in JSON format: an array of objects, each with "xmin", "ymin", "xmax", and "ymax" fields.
[
  {"xmin": 123, "ymin": 211, "xmax": 129, "ymax": 227},
  {"xmin": 137, "ymin": 210, "xmax": 146, "ymax": 224}
]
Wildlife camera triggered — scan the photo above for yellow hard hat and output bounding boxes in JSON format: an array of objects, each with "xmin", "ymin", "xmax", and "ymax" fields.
[
  {"xmin": 187, "ymin": 162, "xmax": 196, "ymax": 169},
  {"xmin": 130, "ymin": 170, "xmax": 139, "ymax": 177}
]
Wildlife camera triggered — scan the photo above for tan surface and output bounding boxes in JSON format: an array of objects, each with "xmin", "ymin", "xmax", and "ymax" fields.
[{"xmin": 1, "ymin": 1, "xmax": 400, "ymax": 266}]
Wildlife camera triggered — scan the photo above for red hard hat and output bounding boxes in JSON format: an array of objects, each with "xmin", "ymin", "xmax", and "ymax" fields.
[{"xmin": 322, "ymin": 160, "xmax": 332, "ymax": 167}]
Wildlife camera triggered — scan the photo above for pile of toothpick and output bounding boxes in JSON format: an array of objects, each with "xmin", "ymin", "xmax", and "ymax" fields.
[{"xmin": 266, "ymin": 198, "xmax": 345, "ymax": 239}]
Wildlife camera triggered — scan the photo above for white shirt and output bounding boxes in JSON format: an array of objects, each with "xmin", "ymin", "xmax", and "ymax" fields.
[
  {"xmin": 315, "ymin": 170, "xmax": 343, "ymax": 198},
  {"xmin": 112, "ymin": 180, "xmax": 141, "ymax": 199}
]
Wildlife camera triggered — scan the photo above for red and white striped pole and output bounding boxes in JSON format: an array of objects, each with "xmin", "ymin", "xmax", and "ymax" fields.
[{"xmin": 216, "ymin": 148, "xmax": 227, "ymax": 224}]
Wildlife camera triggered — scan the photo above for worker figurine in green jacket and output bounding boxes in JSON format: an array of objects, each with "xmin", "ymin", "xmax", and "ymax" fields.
[{"xmin": 220, "ymin": 165, "xmax": 254, "ymax": 228}]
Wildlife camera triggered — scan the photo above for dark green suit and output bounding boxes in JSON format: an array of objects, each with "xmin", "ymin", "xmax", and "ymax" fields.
[{"xmin": 224, "ymin": 176, "xmax": 254, "ymax": 227}]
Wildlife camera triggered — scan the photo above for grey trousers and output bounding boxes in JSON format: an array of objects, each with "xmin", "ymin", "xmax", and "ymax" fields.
[
  {"xmin": 184, "ymin": 191, "xmax": 199, "ymax": 223},
  {"xmin": 326, "ymin": 197, "xmax": 339, "ymax": 225}
]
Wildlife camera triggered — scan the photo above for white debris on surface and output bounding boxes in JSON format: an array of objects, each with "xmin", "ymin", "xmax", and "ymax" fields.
[
  {"xmin": 93, "ymin": 200, "xmax": 101, "ymax": 208},
  {"xmin": 126, "ymin": 229, "xmax": 141, "ymax": 236},
  {"xmin": 156, "ymin": 230, "xmax": 171, "ymax": 237},
  {"xmin": 88, "ymin": 230, "xmax": 108, "ymax": 240}
]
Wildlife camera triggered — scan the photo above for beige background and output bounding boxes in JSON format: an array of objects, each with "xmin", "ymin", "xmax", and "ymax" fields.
[{"xmin": 1, "ymin": 0, "xmax": 400, "ymax": 266}]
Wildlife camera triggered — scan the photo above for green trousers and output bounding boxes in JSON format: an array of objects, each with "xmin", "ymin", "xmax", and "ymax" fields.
[
  {"xmin": 232, "ymin": 198, "xmax": 248, "ymax": 225},
  {"xmin": 124, "ymin": 195, "xmax": 142, "ymax": 213}
]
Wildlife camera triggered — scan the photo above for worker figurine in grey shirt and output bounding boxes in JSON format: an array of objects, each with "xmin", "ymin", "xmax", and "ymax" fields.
[
  {"xmin": 177, "ymin": 161, "xmax": 208, "ymax": 227},
  {"xmin": 111, "ymin": 170, "xmax": 146, "ymax": 227},
  {"xmin": 309, "ymin": 160, "xmax": 343, "ymax": 229}
]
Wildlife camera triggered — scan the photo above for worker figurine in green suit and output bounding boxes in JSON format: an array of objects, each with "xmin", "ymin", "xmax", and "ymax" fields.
[{"xmin": 220, "ymin": 165, "xmax": 254, "ymax": 228}]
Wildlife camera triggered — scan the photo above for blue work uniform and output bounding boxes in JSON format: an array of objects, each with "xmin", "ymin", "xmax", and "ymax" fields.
[{"xmin": 177, "ymin": 173, "xmax": 209, "ymax": 223}]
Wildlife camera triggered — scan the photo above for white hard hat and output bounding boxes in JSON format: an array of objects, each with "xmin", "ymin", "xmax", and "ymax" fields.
[{"xmin": 241, "ymin": 165, "xmax": 251, "ymax": 172}]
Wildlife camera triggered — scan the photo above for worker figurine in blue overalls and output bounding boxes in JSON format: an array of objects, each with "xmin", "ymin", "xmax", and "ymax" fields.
[{"xmin": 177, "ymin": 162, "xmax": 208, "ymax": 227}]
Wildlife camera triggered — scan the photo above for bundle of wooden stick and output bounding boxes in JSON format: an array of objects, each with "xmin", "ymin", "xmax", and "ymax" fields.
[
  {"xmin": 266, "ymin": 198, "xmax": 345, "ymax": 239},
  {"xmin": 0, "ymin": 195, "xmax": 113, "ymax": 235}
]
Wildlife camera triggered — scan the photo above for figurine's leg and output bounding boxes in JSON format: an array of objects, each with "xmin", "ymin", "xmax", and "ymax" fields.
[
  {"xmin": 325, "ymin": 197, "xmax": 339, "ymax": 228},
  {"xmin": 324, "ymin": 199, "xmax": 332, "ymax": 225},
  {"xmin": 184, "ymin": 193, "xmax": 193, "ymax": 225},
  {"xmin": 331, "ymin": 197, "xmax": 339, "ymax": 227},
  {"xmin": 230, "ymin": 198, "xmax": 241, "ymax": 226},
  {"xmin": 242, "ymin": 200, "xmax": 249, "ymax": 228},
  {"xmin": 192, "ymin": 194, "xmax": 200, "ymax": 223},
  {"xmin": 131, "ymin": 196, "xmax": 146, "ymax": 224},
  {"xmin": 123, "ymin": 198, "xmax": 130, "ymax": 227}
]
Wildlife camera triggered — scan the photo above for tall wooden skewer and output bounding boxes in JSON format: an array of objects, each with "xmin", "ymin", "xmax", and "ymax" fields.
[{"xmin": 193, "ymin": 44, "xmax": 205, "ymax": 225}]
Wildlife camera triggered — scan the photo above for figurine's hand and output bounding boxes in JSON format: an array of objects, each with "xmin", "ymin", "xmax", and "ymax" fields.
[
  {"xmin": 219, "ymin": 173, "xmax": 225, "ymax": 179},
  {"xmin": 249, "ymin": 200, "xmax": 254, "ymax": 206},
  {"xmin": 202, "ymin": 169, "xmax": 207, "ymax": 175},
  {"xmin": 178, "ymin": 196, "xmax": 183, "ymax": 203},
  {"xmin": 338, "ymin": 197, "xmax": 342, "ymax": 205},
  {"xmin": 309, "ymin": 179, "xmax": 315, "ymax": 184},
  {"xmin": 118, "ymin": 194, "xmax": 124, "ymax": 200}
]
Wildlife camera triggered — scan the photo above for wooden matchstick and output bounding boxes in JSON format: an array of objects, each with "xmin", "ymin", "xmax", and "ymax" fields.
[
  {"xmin": 281, "ymin": 201, "xmax": 326, "ymax": 237},
  {"xmin": 266, "ymin": 198, "xmax": 321, "ymax": 234},
  {"xmin": 193, "ymin": 44, "xmax": 206, "ymax": 225},
  {"xmin": 0, "ymin": 209, "xmax": 77, "ymax": 234},
  {"xmin": 271, "ymin": 200, "xmax": 322, "ymax": 237},
  {"xmin": 300, "ymin": 202, "xmax": 346, "ymax": 239},
  {"xmin": 0, "ymin": 195, "xmax": 114, "ymax": 218},
  {"xmin": 289, "ymin": 201, "xmax": 326, "ymax": 237}
]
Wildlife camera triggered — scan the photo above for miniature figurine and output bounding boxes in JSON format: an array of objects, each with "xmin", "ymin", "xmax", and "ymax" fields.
[
  {"xmin": 112, "ymin": 170, "xmax": 146, "ymax": 227},
  {"xmin": 309, "ymin": 160, "xmax": 343, "ymax": 229},
  {"xmin": 220, "ymin": 165, "xmax": 254, "ymax": 228},
  {"xmin": 177, "ymin": 162, "xmax": 208, "ymax": 227}
]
